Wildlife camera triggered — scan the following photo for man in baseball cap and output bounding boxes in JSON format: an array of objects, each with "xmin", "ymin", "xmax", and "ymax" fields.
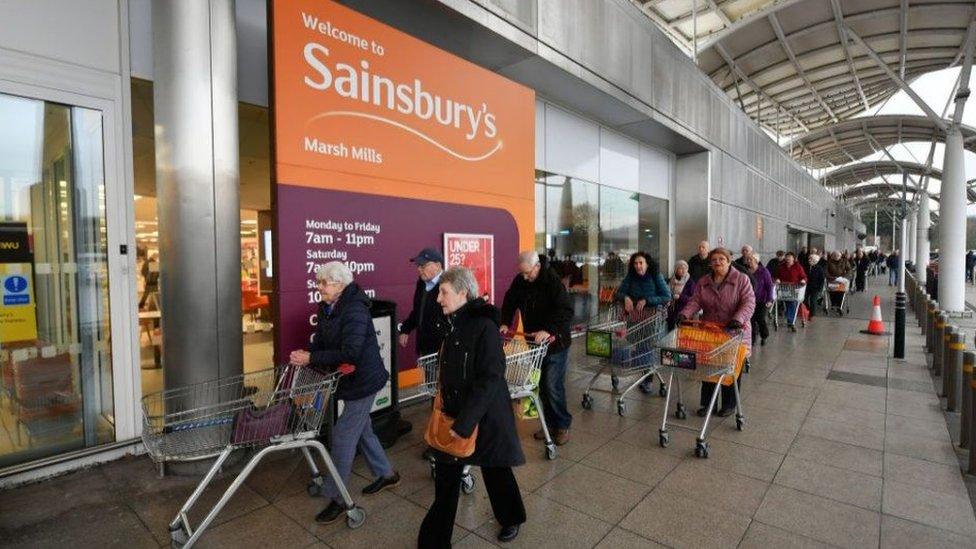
[{"xmin": 399, "ymin": 248, "xmax": 447, "ymax": 356}]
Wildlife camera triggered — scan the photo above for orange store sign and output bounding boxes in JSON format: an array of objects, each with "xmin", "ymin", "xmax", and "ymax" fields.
[{"xmin": 272, "ymin": 0, "xmax": 535, "ymax": 233}]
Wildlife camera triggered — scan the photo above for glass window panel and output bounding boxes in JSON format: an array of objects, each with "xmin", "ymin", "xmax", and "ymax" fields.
[
  {"xmin": 599, "ymin": 186, "xmax": 638, "ymax": 288},
  {"xmin": 544, "ymin": 174, "xmax": 598, "ymax": 325},
  {"xmin": 0, "ymin": 92, "xmax": 114, "ymax": 468},
  {"xmin": 639, "ymin": 194, "xmax": 669, "ymax": 273}
]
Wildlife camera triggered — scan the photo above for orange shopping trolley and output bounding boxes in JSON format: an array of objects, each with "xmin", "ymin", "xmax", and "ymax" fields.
[{"xmin": 656, "ymin": 321, "xmax": 746, "ymax": 458}]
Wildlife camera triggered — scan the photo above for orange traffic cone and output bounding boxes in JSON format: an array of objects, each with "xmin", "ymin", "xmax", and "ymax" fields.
[{"xmin": 860, "ymin": 295, "xmax": 890, "ymax": 335}]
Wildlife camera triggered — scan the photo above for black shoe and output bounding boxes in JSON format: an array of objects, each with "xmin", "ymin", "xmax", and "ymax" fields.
[
  {"xmin": 789, "ymin": 325, "xmax": 797, "ymax": 332},
  {"xmin": 638, "ymin": 380, "xmax": 653, "ymax": 394},
  {"xmin": 717, "ymin": 408, "xmax": 735, "ymax": 418},
  {"xmin": 696, "ymin": 407, "xmax": 708, "ymax": 417},
  {"xmin": 498, "ymin": 525, "xmax": 520, "ymax": 543},
  {"xmin": 315, "ymin": 500, "xmax": 345, "ymax": 524},
  {"xmin": 362, "ymin": 472, "xmax": 400, "ymax": 495},
  {"xmin": 760, "ymin": 337, "xmax": 767, "ymax": 346}
]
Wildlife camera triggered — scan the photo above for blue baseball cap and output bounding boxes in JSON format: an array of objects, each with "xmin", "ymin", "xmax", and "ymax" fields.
[{"xmin": 410, "ymin": 247, "xmax": 444, "ymax": 265}]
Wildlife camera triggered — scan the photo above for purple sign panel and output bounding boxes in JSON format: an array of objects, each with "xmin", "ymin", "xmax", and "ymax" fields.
[{"xmin": 276, "ymin": 184, "xmax": 519, "ymax": 371}]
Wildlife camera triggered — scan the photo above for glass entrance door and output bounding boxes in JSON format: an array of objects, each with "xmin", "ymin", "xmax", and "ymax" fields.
[{"xmin": 0, "ymin": 92, "xmax": 115, "ymax": 468}]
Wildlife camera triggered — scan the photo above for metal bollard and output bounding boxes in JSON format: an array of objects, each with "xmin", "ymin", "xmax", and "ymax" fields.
[
  {"xmin": 942, "ymin": 325, "xmax": 955, "ymax": 398},
  {"xmin": 934, "ymin": 313, "xmax": 947, "ymax": 373},
  {"xmin": 961, "ymin": 352, "xmax": 974, "ymax": 448},
  {"xmin": 947, "ymin": 330, "xmax": 965, "ymax": 411},
  {"xmin": 970, "ymin": 376, "xmax": 976, "ymax": 474},
  {"xmin": 926, "ymin": 302, "xmax": 938, "ymax": 354},
  {"xmin": 923, "ymin": 299, "xmax": 932, "ymax": 343}
]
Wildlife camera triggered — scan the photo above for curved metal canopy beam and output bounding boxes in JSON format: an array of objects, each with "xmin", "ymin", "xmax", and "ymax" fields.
[
  {"xmin": 636, "ymin": 0, "xmax": 976, "ymax": 137},
  {"xmin": 792, "ymin": 115, "xmax": 976, "ymax": 169}
]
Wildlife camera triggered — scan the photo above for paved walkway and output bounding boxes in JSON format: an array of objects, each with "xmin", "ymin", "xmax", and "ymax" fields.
[{"xmin": 2, "ymin": 276, "xmax": 975, "ymax": 548}]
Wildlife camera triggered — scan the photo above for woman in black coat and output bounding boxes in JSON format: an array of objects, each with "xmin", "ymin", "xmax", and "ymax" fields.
[{"xmin": 418, "ymin": 267, "xmax": 526, "ymax": 548}]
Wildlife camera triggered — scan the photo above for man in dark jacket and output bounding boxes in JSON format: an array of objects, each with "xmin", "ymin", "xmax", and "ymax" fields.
[
  {"xmin": 398, "ymin": 248, "xmax": 447, "ymax": 356},
  {"xmin": 290, "ymin": 262, "xmax": 398, "ymax": 524},
  {"xmin": 500, "ymin": 251, "xmax": 574, "ymax": 446},
  {"xmin": 766, "ymin": 250, "xmax": 784, "ymax": 276},
  {"xmin": 687, "ymin": 240, "xmax": 711, "ymax": 281}
]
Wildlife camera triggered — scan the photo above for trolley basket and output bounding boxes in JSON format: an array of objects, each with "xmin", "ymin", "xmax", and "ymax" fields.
[
  {"xmin": 579, "ymin": 305, "xmax": 670, "ymax": 415},
  {"xmin": 655, "ymin": 321, "xmax": 746, "ymax": 459},
  {"xmin": 142, "ymin": 364, "xmax": 366, "ymax": 548},
  {"xmin": 773, "ymin": 283, "xmax": 807, "ymax": 330}
]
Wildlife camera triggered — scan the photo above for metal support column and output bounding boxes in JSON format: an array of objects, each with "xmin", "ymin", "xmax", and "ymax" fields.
[
  {"xmin": 153, "ymin": 0, "xmax": 243, "ymax": 390},
  {"xmin": 916, "ymin": 191, "xmax": 930, "ymax": 286},
  {"xmin": 939, "ymin": 128, "xmax": 967, "ymax": 313},
  {"xmin": 894, "ymin": 217, "xmax": 907, "ymax": 359}
]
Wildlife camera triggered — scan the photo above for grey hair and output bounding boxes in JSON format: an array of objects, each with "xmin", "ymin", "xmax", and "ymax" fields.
[
  {"xmin": 749, "ymin": 252, "xmax": 761, "ymax": 263},
  {"xmin": 440, "ymin": 266, "xmax": 480, "ymax": 301},
  {"xmin": 517, "ymin": 250, "xmax": 540, "ymax": 267},
  {"xmin": 315, "ymin": 261, "xmax": 354, "ymax": 286},
  {"xmin": 674, "ymin": 259, "xmax": 689, "ymax": 271}
]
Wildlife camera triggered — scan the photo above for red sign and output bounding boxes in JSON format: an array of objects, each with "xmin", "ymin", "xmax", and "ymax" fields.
[{"xmin": 444, "ymin": 233, "xmax": 495, "ymax": 303}]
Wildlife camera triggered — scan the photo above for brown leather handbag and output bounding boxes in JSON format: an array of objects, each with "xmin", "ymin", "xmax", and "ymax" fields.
[{"xmin": 425, "ymin": 392, "xmax": 478, "ymax": 458}]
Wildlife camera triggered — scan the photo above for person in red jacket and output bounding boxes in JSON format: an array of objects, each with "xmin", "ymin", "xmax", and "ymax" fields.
[{"xmin": 774, "ymin": 252, "xmax": 807, "ymax": 332}]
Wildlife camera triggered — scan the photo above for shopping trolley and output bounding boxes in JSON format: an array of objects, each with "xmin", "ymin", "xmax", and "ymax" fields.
[
  {"xmin": 579, "ymin": 305, "xmax": 669, "ymax": 416},
  {"xmin": 656, "ymin": 321, "xmax": 746, "ymax": 458},
  {"xmin": 825, "ymin": 277, "xmax": 851, "ymax": 315},
  {"xmin": 773, "ymin": 283, "xmax": 807, "ymax": 330},
  {"xmin": 142, "ymin": 364, "xmax": 363, "ymax": 548},
  {"xmin": 416, "ymin": 334, "xmax": 555, "ymax": 491}
]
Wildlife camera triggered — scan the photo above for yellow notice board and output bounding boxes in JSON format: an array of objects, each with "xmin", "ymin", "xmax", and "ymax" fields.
[{"xmin": 0, "ymin": 263, "xmax": 37, "ymax": 343}]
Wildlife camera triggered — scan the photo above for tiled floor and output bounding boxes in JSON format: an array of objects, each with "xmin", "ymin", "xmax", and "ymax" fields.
[{"xmin": 3, "ymin": 276, "xmax": 976, "ymax": 548}]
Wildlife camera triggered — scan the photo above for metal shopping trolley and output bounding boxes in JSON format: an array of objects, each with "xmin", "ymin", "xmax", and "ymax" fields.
[
  {"xmin": 579, "ymin": 305, "xmax": 669, "ymax": 416},
  {"xmin": 656, "ymin": 321, "xmax": 746, "ymax": 458},
  {"xmin": 825, "ymin": 277, "xmax": 851, "ymax": 315},
  {"xmin": 417, "ymin": 333, "xmax": 555, "ymax": 483},
  {"xmin": 142, "ymin": 364, "xmax": 363, "ymax": 548},
  {"xmin": 773, "ymin": 282, "xmax": 807, "ymax": 330}
]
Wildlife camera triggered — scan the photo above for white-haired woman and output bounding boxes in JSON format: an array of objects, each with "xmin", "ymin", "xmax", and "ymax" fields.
[
  {"xmin": 419, "ymin": 267, "xmax": 526, "ymax": 547},
  {"xmin": 289, "ymin": 261, "xmax": 398, "ymax": 524}
]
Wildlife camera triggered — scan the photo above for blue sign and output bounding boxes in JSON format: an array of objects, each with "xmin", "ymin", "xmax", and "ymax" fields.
[
  {"xmin": 4, "ymin": 275, "xmax": 28, "ymax": 294},
  {"xmin": 3, "ymin": 295, "xmax": 29, "ymax": 305}
]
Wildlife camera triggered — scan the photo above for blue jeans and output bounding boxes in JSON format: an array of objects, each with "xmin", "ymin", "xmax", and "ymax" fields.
[
  {"xmin": 540, "ymin": 349, "xmax": 572, "ymax": 430},
  {"xmin": 321, "ymin": 392, "xmax": 393, "ymax": 502},
  {"xmin": 784, "ymin": 301, "xmax": 798, "ymax": 325},
  {"xmin": 889, "ymin": 268, "xmax": 898, "ymax": 286}
]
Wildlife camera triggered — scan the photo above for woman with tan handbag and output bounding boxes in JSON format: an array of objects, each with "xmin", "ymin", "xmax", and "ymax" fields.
[{"xmin": 418, "ymin": 267, "xmax": 526, "ymax": 548}]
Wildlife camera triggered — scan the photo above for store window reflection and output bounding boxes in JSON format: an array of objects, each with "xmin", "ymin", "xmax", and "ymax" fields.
[
  {"xmin": 0, "ymin": 93, "xmax": 114, "ymax": 468},
  {"xmin": 535, "ymin": 170, "xmax": 670, "ymax": 329},
  {"xmin": 541, "ymin": 173, "xmax": 598, "ymax": 326}
]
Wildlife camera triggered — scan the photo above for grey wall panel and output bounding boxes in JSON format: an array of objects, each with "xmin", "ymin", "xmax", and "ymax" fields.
[{"xmin": 476, "ymin": 0, "xmax": 537, "ymax": 32}]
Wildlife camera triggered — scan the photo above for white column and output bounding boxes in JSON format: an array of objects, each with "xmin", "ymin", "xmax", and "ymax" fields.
[
  {"xmin": 873, "ymin": 208, "xmax": 878, "ymax": 246},
  {"xmin": 938, "ymin": 127, "xmax": 967, "ymax": 312},
  {"xmin": 907, "ymin": 209, "xmax": 917, "ymax": 265},
  {"xmin": 153, "ymin": 0, "xmax": 243, "ymax": 389},
  {"xmin": 917, "ymin": 191, "xmax": 930, "ymax": 285}
]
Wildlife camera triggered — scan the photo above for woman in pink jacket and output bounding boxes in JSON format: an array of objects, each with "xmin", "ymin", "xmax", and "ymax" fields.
[{"xmin": 678, "ymin": 247, "xmax": 755, "ymax": 417}]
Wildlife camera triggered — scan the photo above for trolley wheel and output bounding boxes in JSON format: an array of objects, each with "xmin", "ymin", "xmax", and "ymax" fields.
[
  {"xmin": 736, "ymin": 417, "xmax": 745, "ymax": 431},
  {"xmin": 345, "ymin": 506, "xmax": 367, "ymax": 529},
  {"xmin": 581, "ymin": 393, "xmax": 593, "ymax": 410},
  {"xmin": 659, "ymin": 432, "xmax": 670, "ymax": 448},
  {"xmin": 428, "ymin": 461, "xmax": 436, "ymax": 480},
  {"xmin": 611, "ymin": 375, "xmax": 620, "ymax": 390},
  {"xmin": 694, "ymin": 440, "xmax": 710, "ymax": 459},
  {"xmin": 169, "ymin": 524, "xmax": 188, "ymax": 548},
  {"xmin": 545, "ymin": 444, "xmax": 557, "ymax": 460},
  {"xmin": 674, "ymin": 405, "xmax": 687, "ymax": 420},
  {"xmin": 658, "ymin": 383, "xmax": 667, "ymax": 398},
  {"xmin": 616, "ymin": 400, "xmax": 626, "ymax": 416},
  {"xmin": 461, "ymin": 473, "xmax": 476, "ymax": 495}
]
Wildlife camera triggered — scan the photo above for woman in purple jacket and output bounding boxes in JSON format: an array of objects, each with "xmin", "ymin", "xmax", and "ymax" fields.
[
  {"xmin": 744, "ymin": 253, "xmax": 773, "ymax": 347},
  {"xmin": 678, "ymin": 248, "xmax": 755, "ymax": 417}
]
